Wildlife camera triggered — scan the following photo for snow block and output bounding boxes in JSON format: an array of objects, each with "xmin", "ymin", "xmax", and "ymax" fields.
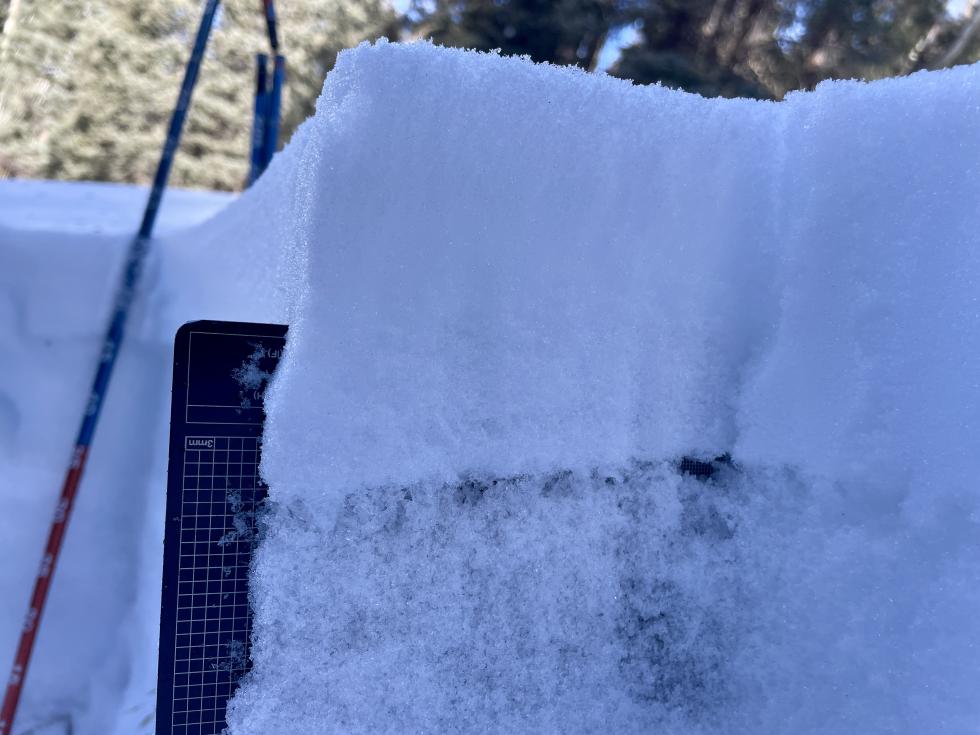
[{"xmin": 221, "ymin": 42, "xmax": 980, "ymax": 733}]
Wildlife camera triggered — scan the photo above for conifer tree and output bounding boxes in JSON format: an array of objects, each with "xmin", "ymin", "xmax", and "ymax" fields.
[
  {"xmin": 406, "ymin": 0, "xmax": 980, "ymax": 100},
  {"xmin": 610, "ymin": 0, "xmax": 951, "ymax": 99},
  {"xmin": 408, "ymin": 0, "xmax": 627, "ymax": 71},
  {"xmin": 0, "ymin": 0, "xmax": 393, "ymax": 190}
]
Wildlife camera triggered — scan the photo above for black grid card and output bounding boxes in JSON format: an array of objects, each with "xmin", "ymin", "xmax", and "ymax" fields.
[{"xmin": 157, "ymin": 321, "xmax": 287, "ymax": 735}]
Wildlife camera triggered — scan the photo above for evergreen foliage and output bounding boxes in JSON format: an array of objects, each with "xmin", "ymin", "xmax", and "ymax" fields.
[
  {"xmin": 406, "ymin": 0, "xmax": 631, "ymax": 71},
  {"xmin": 408, "ymin": 0, "xmax": 980, "ymax": 100},
  {"xmin": 612, "ymin": 0, "xmax": 954, "ymax": 98},
  {"xmin": 0, "ymin": 0, "xmax": 393, "ymax": 190}
]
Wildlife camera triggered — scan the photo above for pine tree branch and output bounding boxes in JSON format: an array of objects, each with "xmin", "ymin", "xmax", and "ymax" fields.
[
  {"xmin": 902, "ymin": 19, "xmax": 944, "ymax": 74},
  {"xmin": 937, "ymin": 0, "xmax": 980, "ymax": 69}
]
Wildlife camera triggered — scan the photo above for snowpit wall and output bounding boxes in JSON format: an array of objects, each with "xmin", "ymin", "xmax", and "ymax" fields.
[{"xmin": 215, "ymin": 42, "xmax": 980, "ymax": 734}]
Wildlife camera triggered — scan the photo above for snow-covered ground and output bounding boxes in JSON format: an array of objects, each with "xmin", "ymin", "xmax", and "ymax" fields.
[
  {"xmin": 0, "ymin": 180, "xmax": 232, "ymax": 236},
  {"xmin": 2, "ymin": 40, "xmax": 980, "ymax": 735}
]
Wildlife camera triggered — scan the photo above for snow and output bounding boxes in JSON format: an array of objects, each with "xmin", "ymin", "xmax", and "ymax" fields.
[
  {"xmin": 234, "ymin": 42, "xmax": 980, "ymax": 733},
  {"xmin": 0, "ymin": 180, "xmax": 233, "ymax": 235},
  {"xmin": 261, "ymin": 43, "xmax": 779, "ymax": 503},
  {"xmin": 738, "ymin": 71, "xmax": 980, "ymax": 511},
  {"xmin": 235, "ymin": 465, "xmax": 748, "ymax": 734},
  {"xmin": 1, "ymin": 39, "xmax": 979, "ymax": 735}
]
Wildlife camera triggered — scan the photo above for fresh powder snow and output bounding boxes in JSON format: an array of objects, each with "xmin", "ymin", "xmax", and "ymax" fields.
[
  {"xmin": 0, "ymin": 39, "xmax": 978, "ymax": 735},
  {"xmin": 228, "ymin": 41, "xmax": 978, "ymax": 734}
]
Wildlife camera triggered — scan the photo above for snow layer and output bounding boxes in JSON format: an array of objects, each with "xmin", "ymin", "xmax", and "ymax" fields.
[
  {"xmin": 261, "ymin": 43, "xmax": 780, "ymax": 501},
  {"xmin": 230, "ymin": 42, "xmax": 980, "ymax": 733}
]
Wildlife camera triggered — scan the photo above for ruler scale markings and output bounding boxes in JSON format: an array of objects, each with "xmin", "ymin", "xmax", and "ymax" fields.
[{"xmin": 157, "ymin": 321, "xmax": 287, "ymax": 735}]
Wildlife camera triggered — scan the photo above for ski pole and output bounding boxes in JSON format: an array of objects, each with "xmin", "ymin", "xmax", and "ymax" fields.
[
  {"xmin": 247, "ymin": 53, "xmax": 270, "ymax": 186},
  {"xmin": 262, "ymin": 54, "xmax": 286, "ymax": 171},
  {"xmin": 0, "ymin": 2, "xmax": 220, "ymax": 733},
  {"xmin": 262, "ymin": 0, "xmax": 279, "ymax": 52}
]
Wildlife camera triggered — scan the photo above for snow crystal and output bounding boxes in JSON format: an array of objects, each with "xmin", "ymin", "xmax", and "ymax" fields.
[
  {"xmin": 235, "ymin": 464, "xmax": 746, "ymax": 734},
  {"xmin": 231, "ymin": 344, "xmax": 276, "ymax": 410},
  {"xmin": 224, "ymin": 42, "xmax": 979, "ymax": 734}
]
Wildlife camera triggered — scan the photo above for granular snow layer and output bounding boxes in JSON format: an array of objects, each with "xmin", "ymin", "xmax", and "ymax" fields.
[{"xmin": 222, "ymin": 41, "xmax": 980, "ymax": 734}]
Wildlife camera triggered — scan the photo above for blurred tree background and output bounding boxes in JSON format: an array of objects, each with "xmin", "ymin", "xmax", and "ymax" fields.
[
  {"xmin": 1, "ymin": 0, "xmax": 979, "ymax": 190},
  {"xmin": 0, "ymin": 0, "xmax": 396, "ymax": 189},
  {"xmin": 408, "ymin": 0, "xmax": 979, "ymax": 97}
]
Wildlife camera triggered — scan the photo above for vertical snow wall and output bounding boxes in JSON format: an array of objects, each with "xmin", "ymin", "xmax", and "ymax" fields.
[{"xmin": 217, "ymin": 42, "xmax": 979, "ymax": 733}]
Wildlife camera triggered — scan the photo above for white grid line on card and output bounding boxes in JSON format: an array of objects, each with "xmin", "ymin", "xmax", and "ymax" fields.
[{"xmin": 170, "ymin": 436, "xmax": 262, "ymax": 735}]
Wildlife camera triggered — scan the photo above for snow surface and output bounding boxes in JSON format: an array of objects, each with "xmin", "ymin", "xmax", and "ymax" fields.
[
  {"xmin": 1, "ymin": 39, "xmax": 979, "ymax": 735},
  {"xmin": 232, "ymin": 42, "xmax": 980, "ymax": 733},
  {"xmin": 0, "ymin": 180, "xmax": 233, "ymax": 235}
]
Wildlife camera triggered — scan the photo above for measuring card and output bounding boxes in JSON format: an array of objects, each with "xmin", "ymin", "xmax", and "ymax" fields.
[{"xmin": 156, "ymin": 320, "xmax": 287, "ymax": 735}]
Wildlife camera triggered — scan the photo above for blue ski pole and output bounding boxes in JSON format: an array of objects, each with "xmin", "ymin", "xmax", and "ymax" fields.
[
  {"xmin": 247, "ymin": 53, "xmax": 270, "ymax": 186},
  {"xmin": 262, "ymin": 0, "xmax": 280, "ymax": 52},
  {"xmin": 0, "ymin": 2, "xmax": 221, "ymax": 733},
  {"xmin": 262, "ymin": 54, "xmax": 286, "ymax": 171}
]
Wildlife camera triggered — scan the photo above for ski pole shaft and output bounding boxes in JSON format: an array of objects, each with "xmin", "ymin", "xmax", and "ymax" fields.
[
  {"xmin": 262, "ymin": 54, "xmax": 286, "ymax": 171},
  {"xmin": 262, "ymin": 0, "xmax": 279, "ymax": 52},
  {"xmin": 0, "ymin": 2, "xmax": 220, "ymax": 733},
  {"xmin": 247, "ymin": 53, "xmax": 270, "ymax": 187}
]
